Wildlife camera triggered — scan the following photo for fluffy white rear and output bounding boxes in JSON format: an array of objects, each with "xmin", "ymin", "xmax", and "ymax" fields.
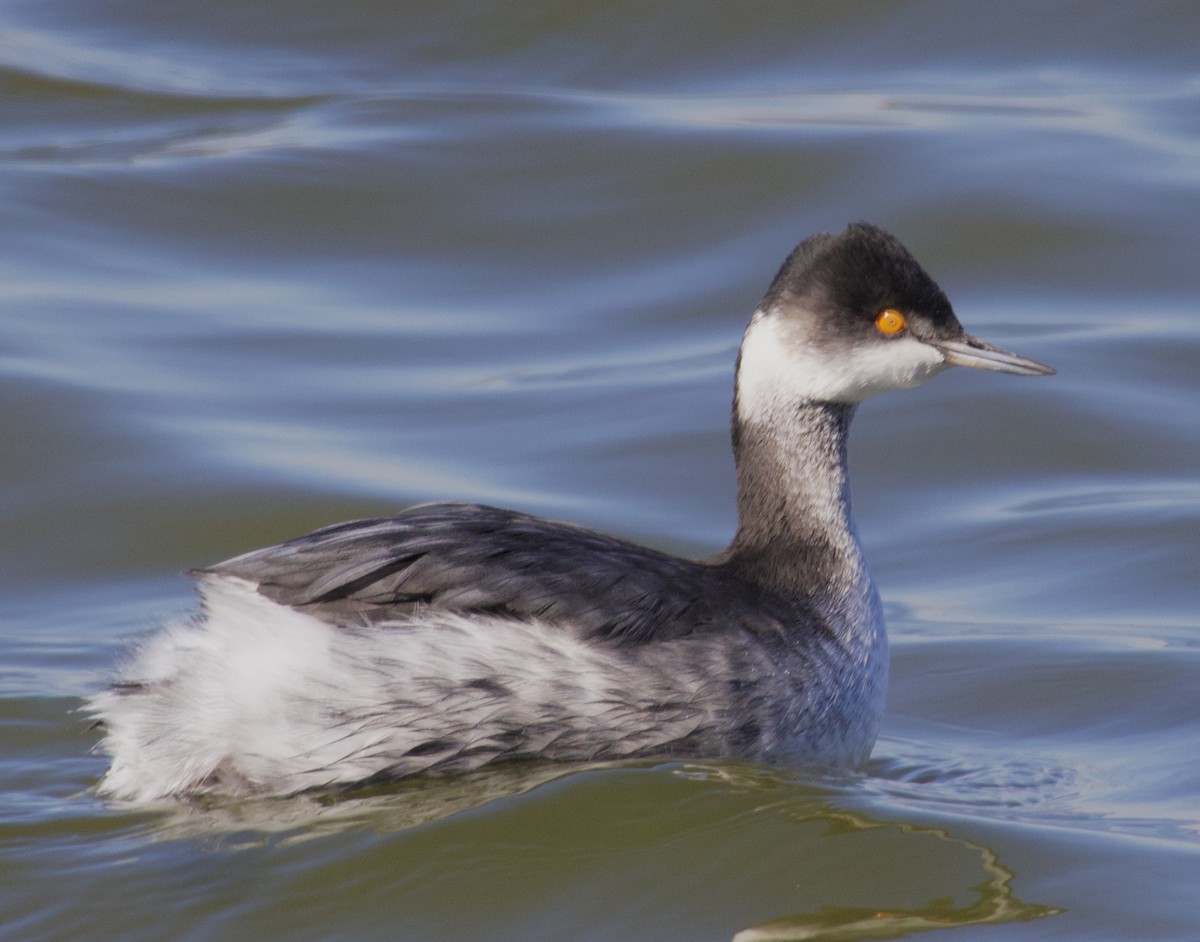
[{"xmin": 89, "ymin": 576, "xmax": 720, "ymax": 801}]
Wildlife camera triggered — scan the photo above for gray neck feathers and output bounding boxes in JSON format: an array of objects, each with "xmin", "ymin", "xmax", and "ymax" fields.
[{"xmin": 721, "ymin": 400, "xmax": 870, "ymax": 615}]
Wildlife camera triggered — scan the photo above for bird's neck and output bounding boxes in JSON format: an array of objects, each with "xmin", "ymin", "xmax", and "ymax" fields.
[{"xmin": 721, "ymin": 399, "xmax": 871, "ymax": 612}]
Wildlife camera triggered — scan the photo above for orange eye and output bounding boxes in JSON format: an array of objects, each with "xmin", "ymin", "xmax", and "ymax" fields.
[{"xmin": 875, "ymin": 309, "xmax": 907, "ymax": 336}]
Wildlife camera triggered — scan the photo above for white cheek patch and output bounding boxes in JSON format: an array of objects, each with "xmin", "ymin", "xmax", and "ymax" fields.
[
  {"xmin": 736, "ymin": 309, "xmax": 947, "ymax": 415},
  {"xmin": 829, "ymin": 333, "xmax": 950, "ymax": 400}
]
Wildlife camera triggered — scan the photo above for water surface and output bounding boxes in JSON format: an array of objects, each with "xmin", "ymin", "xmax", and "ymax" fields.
[{"xmin": 2, "ymin": 2, "xmax": 1198, "ymax": 940}]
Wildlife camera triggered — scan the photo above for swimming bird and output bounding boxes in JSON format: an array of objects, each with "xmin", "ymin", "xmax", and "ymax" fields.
[{"xmin": 89, "ymin": 223, "xmax": 1053, "ymax": 801}]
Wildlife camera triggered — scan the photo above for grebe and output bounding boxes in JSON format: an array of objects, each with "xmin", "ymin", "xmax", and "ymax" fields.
[{"xmin": 89, "ymin": 223, "xmax": 1053, "ymax": 801}]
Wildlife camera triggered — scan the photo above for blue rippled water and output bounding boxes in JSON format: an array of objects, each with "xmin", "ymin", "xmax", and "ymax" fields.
[{"xmin": 2, "ymin": 2, "xmax": 1198, "ymax": 940}]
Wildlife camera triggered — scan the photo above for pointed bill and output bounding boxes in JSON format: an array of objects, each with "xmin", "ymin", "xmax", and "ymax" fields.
[{"xmin": 933, "ymin": 335, "xmax": 1055, "ymax": 376}]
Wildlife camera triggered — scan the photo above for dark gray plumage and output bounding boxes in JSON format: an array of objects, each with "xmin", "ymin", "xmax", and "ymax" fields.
[
  {"xmin": 88, "ymin": 222, "xmax": 1053, "ymax": 801},
  {"xmin": 203, "ymin": 502, "xmax": 823, "ymax": 648}
]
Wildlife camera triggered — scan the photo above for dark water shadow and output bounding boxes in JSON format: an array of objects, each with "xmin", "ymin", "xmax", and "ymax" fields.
[
  {"xmin": 106, "ymin": 759, "xmax": 1065, "ymax": 941},
  {"xmin": 731, "ymin": 814, "xmax": 1061, "ymax": 941},
  {"xmin": 663, "ymin": 763, "xmax": 1066, "ymax": 941}
]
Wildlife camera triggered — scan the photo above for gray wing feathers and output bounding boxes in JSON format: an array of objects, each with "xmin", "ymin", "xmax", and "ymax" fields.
[{"xmin": 200, "ymin": 503, "xmax": 786, "ymax": 644}]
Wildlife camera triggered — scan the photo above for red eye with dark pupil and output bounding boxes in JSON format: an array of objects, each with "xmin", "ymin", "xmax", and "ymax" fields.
[{"xmin": 875, "ymin": 309, "xmax": 906, "ymax": 335}]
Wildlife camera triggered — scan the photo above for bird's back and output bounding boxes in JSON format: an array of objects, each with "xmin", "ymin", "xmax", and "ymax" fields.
[{"xmin": 205, "ymin": 501, "xmax": 818, "ymax": 647}]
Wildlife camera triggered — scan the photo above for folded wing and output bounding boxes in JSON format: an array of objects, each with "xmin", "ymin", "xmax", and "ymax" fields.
[{"xmin": 202, "ymin": 502, "xmax": 801, "ymax": 645}]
